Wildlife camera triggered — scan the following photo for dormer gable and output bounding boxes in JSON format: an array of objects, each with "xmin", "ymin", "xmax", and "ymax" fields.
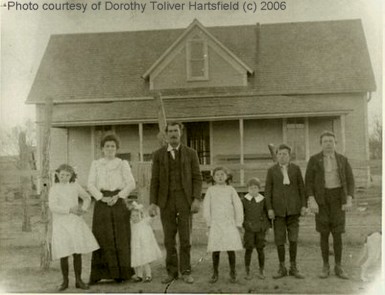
[{"xmin": 142, "ymin": 19, "xmax": 254, "ymax": 90}]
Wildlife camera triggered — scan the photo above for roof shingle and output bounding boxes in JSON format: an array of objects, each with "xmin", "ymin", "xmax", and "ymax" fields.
[{"xmin": 27, "ymin": 19, "xmax": 376, "ymax": 103}]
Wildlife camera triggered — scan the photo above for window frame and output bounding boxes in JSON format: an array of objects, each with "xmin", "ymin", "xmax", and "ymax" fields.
[{"xmin": 186, "ymin": 38, "xmax": 209, "ymax": 81}]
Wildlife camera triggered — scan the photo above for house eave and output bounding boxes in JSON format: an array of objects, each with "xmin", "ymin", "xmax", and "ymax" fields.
[
  {"xmin": 26, "ymin": 89, "xmax": 371, "ymax": 105},
  {"xmin": 42, "ymin": 110, "xmax": 351, "ymax": 128}
]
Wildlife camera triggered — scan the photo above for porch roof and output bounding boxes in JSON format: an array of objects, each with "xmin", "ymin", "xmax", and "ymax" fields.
[
  {"xmin": 47, "ymin": 95, "xmax": 352, "ymax": 126},
  {"xmin": 27, "ymin": 19, "xmax": 376, "ymax": 104}
]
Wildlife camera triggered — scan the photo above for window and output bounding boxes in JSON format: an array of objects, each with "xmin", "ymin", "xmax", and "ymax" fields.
[
  {"xmin": 185, "ymin": 122, "xmax": 210, "ymax": 165},
  {"xmin": 186, "ymin": 37, "xmax": 208, "ymax": 80},
  {"xmin": 286, "ymin": 118, "xmax": 305, "ymax": 160}
]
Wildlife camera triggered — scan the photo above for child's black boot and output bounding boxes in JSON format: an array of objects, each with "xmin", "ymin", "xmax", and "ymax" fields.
[
  {"xmin": 74, "ymin": 254, "xmax": 89, "ymax": 290},
  {"xmin": 244, "ymin": 266, "xmax": 252, "ymax": 280},
  {"xmin": 58, "ymin": 257, "xmax": 69, "ymax": 291}
]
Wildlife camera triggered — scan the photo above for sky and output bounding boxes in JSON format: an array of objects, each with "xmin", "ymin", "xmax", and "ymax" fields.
[{"xmin": 0, "ymin": 0, "xmax": 383, "ymax": 130}]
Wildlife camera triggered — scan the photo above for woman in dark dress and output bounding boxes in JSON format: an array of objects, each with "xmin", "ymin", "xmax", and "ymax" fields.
[{"xmin": 87, "ymin": 134, "xmax": 136, "ymax": 283}]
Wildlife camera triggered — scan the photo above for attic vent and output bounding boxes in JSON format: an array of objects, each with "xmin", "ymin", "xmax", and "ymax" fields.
[{"xmin": 186, "ymin": 38, "xmax": 208, "ymax": 81}]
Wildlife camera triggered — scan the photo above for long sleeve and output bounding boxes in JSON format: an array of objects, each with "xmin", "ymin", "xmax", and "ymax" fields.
[
  {"xmin": 87, "ymin": 160, "xmax": 103, "ymax": 201},
  {"xmin": 231, "ymin": 187, "xmax": 244, "ymax": 227},
  {"xmin": 296, "ymin": 165, "xmax": 307, "ymax": 207},
  {"xmin": 150, "ymin": 151, "xmax": 160, "ymax": 205},
  {"xmin": 76, "ymin": 183, "xmax": 92, "ymax": 211},
  {"xmin": 264, "ymin": 168, "xmax": 273, "ymax": 211},
  {"xmin": 203, "ymin": 188, "xmax": 212, "ymax": 226},
  {"xmin": 191, "ymin": 150, "xmax": 203, "ymax": 200},
  {"xmin": 48, "ymin": 186, "xmax": 70, "ymax": 215},
  {"xmin": 117, "ymin": 160, "xmax": 136, "ymax": 199},
  {"xmin": 345, "ymin": 157, "xmax": 355, "ymax": 198},
  {"xmin": 305, "ymin": 157, "xmax": 316, "ymax": 199}
]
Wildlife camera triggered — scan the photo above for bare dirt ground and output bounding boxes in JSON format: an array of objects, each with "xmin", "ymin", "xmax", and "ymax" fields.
[{"xmin": 0, "ymin": 175, "xmax": 382, "ymax": 294}]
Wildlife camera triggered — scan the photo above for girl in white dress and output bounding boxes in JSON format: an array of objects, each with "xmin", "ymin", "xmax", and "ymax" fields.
[
  {"xmin": 203, "ymin": 166, "xmax": 244, "ymax": 284},
  {"xmin": 128, "ymin": 201, "xmax": 162, "ymax": 283},
  {"xmin": 49, "ymin": 164, "xmax": 99, "ymax": 291}
]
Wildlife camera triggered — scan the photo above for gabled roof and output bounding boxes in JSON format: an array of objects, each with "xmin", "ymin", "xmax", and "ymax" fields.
[
  {"xmin": 27, "ymin": 19, "xmax": 376, "ymax": 104},
  {"xmin": 142, "ymin": 19, "xmax": 253, "ymax": 79}
]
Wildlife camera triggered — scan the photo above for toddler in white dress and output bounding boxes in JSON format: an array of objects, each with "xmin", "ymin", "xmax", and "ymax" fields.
[
  {"xmin": 128, "ymin": 201, "xmax": 162, "ymax": 282},
  {"xmin": 49, "ymin": 164, "xmax": 99, "ymax": 291}
]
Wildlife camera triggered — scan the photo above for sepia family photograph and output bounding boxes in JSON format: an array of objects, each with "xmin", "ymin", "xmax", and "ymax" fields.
[{"xmin": 0, "ymin": 0, "xmax": 383, "ymax": 293}]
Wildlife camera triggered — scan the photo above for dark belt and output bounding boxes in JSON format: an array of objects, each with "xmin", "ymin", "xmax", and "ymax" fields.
[
  {"xmin": 101, "ymin": 189, "xmax": 121, "ymax": 197},
  {"xmin": 325, "ymin": 187, "xmax": 342, "ymax": 192}
]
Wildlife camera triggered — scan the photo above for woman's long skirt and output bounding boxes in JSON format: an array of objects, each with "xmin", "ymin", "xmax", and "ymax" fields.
[{"xmin": 89, "ymin": 190, "xmax": 134, "ymax": 282}]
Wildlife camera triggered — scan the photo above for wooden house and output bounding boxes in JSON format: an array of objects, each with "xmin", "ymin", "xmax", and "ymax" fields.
[{"xmin": 26, "ymin": 19, "xmax": 376, "ymax": 193}]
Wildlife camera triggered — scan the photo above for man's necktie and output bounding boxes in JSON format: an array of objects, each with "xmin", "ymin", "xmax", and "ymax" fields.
[{"xmin": 282, "ymin": 165, "xmax": 290, "ymax": 185}]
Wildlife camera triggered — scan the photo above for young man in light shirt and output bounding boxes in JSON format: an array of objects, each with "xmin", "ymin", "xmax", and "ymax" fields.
[{"xmin": 305, "ymin": 131, "xmax": 354, "ymax": 279}]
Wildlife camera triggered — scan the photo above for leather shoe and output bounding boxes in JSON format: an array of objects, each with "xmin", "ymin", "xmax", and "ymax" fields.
[
  {"xmin": 57, "ymin": 281, "xmax": 68, "ymax": 291},
  {"xmin": 289, "ymin": 267, "xmax": 305, "ymax": 279},
  {"xmin": 244, "ymin": 272, "xmax": 252, "ymax": 280},
  {"xmin": 273, "ymin": 266, "xmax": 287, "ymax": 279},
  {"xmin": 257, "ymin": 269, "xmax": 266, "ymax": 280},
  {"xmin": 335, "ymin": 265, "xmax": 349, "ymax": 280},
  {"xmin": 319, "ymin": 265, "xmax": 330, "ymax": 279},
  {"xmin": 209, "ymin": 273, "xmax": 218, "ymax": 284},
  {"xmin": 161, "ymin": 274, "xmax": 177, "ymax": 284},
  {"xmin": 75, "ymin": 279, "xmax": 89, "ymax": 290},
  {"xmin": 132, "ymin": 276, "xmax": 143, "ymax": 283},
  {"xmin": 229, "ymin": 271, "xmax": 237, "ymax": 283},
  {"xmin": 88, "ymin": 279, "xmax": 100, "ymax": 285},
  {"xmin": 182, "ymin": 274, "xmax": 194, "ymax": 284}
]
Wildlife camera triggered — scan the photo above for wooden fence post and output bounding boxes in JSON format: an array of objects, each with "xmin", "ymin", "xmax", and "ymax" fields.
[
  {"xmin": 19, "ymin": 131, "xmax": 32, "ymax": 232},
  {"xmin": 40, "ymin": 97, "xmax": 53, "ymax": 270}
]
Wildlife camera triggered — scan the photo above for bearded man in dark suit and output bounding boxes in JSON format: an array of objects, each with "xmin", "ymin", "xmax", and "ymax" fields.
[
  {"xmin": 149, "ymin": 122, "xmax": 202, "ymax": 284},
  {"xmin": 305, "ymin": 131, "xmax": 354, "ymax": 280}
]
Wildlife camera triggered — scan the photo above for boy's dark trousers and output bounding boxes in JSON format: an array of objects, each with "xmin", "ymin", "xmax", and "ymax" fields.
[
  {"xmin": 273, "ymin": 215, "xmax": 304, "ymax": 279},
  {"xmin": 244, "ymin": 230, "xmax": 266, "ymax": 274}
]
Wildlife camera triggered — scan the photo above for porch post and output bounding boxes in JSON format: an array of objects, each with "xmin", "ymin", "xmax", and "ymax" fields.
[
  {"xmin": 209, "ymin": 121, "xmax": 213, "ymax": 165},
  {"xmin": 239, "ymin": 119, "xmax": 244, "ymax": 186},
  {"xmin": 90, "ymin": 126, "xmax": 95, "ymax": 161},
  {"xmin": 340, "ymin": 114, "xmax": 346, "ymax": 154},
  {"xmin": 305, "ymin": 117, "xmax": 310, "ymax": 160},
  {"xmin": 139, "ymin": 123, "xmax": 144, "ymax": 162},
  {"xmin": 282, "ymin": 118, "xmax": 287, "ymax": 143}
]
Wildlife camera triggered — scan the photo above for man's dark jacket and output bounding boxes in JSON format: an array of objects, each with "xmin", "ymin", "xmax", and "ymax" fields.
[
  {"xmin": 150, "ymin": 144, "xmax": 202, "ymax": 209},
  {"xmin": 265, "ymin": 163, "xmax": 306, "ymax": 217},
  {"xmin": 305, "ymin": 151, "xmax": 355, "ymax": 205}
]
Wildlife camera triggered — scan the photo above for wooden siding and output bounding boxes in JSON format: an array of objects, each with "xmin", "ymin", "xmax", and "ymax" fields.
[
  {"xmin": 67, "ymin": 127, "xmax": 92, "ymax": 185},
  {"xmin": 212, "ymin": 120, "xmax": 240, "ymax": 158},
  {"xmin": 115, "ymin": 125, "xmax": 140, "ymax": 162},
  {"xmin": 50, "ymin": 128, "xmax": 68, "ymax": 171},
  {"xmin": 142, "ymin": 124, "xmax": 160, "ymax": 157},
  {"xmin": 243, "ymin": 119, "xmax": 282, "ymax": 157},
  {"xmin": 308, "ymin": 117, "xmax": 334, "ymax": 154},
  {"xmin": 152, "ymin": 46, "xmax": 246, "ymax": 90}
]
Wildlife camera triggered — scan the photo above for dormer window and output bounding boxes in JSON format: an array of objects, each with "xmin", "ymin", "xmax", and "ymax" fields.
[{"xmin": 186, "ymin": 37, "xmax": 208, "ymax": 81}]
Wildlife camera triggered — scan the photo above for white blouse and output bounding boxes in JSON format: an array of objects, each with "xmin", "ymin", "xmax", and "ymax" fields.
[
  {"xmin": 87, "ymin": 158, "xmax": 136, "ymax": 200},
  {"xmin": 49, "ymin": 182, "xmax": 91, "ymax": 214}
]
